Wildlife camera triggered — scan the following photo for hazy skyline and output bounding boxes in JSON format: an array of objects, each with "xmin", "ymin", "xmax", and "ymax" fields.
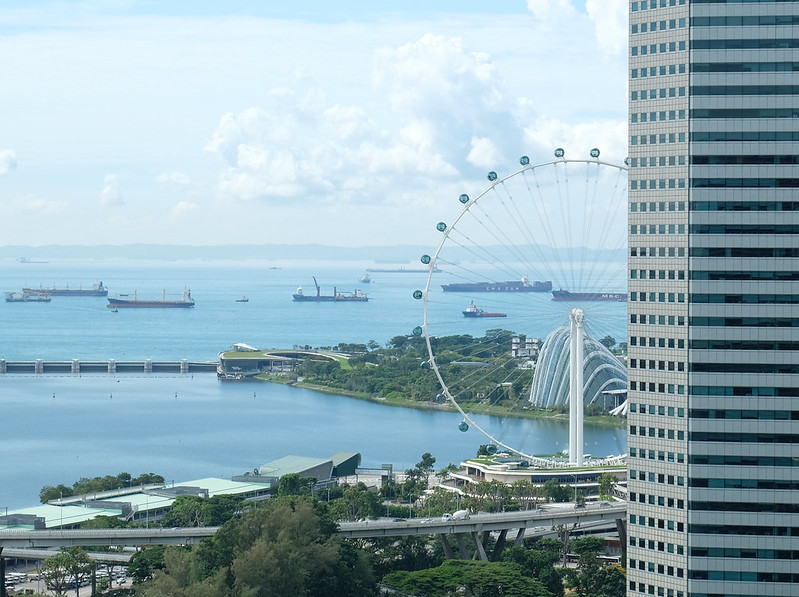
[{"xmin": 0, "ymin": 0, "xmax": 627, "ymax": 248}]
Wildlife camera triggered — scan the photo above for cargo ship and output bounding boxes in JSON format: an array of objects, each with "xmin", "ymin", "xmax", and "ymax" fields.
[
  {"xmin": 23, "ymin": 281, "xmax": 108, "ymax": 297},
  {"xmin": 551, "ymin": 289, "xmax": 627, "ymax": 302},
  {"xmin": 462, "ymin": 302, "xmax": 507, "ymax": 318},
  {"xmin": 442, "ymin": 276, "xmax": 551, "ymax": 293},
  {"xmin": 292, "ymin": 277, "xmax": 368, "ymax": 302},
  {"xmin": 5, "ymin": 291, "xmax": 51, "ymax": 302},
  {"xmin": 107, "ymin": 289, "xmax": 195, "ymax": 308}
]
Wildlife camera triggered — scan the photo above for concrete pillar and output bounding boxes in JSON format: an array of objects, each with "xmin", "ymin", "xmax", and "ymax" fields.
[
  {"xmin": 455, "ymin": 534, "xmax": 471, "ymax": 559},
  {"xmin": 439, "ymin": 534, "xmax": 455, "ymax": 559},
  {"xmin": 514, "ymin": 527, "xmax": 526, "ymax": 545},
  {"xmin": 0, "ymin": 549, "xmax": 6, "ymax": 597},
  {"xmin": 616, "ymin": 517, "xmax": 627, "ymax": 564},
  {"xmin": 472, "ymin": 532, "xmax": 489, "ymax": 561},
  {"xmin": 569, "ymin": 308, "xmax": 585, "ymax": 466},
  {"xmin": 492, "ymin": 528, "xmax": 508, "ymax": 561}
]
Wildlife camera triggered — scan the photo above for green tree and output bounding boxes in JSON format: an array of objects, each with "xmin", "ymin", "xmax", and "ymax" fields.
[
  {"xmin": 599, "ymin": 335, "xmax": 616, "ymax": 349},
  {"xmin": 127, "ymin": 545, "xmax": 167, "ymax": 583},
  {"xmin": 277, "ymin": 472, "xmax": 315, "ymax": 496},
  {"xmin": 62, "ymin": 546, "xmax": 94, "ymax": 597},
  {"xmin": 140, "ymin": 497, "xmax": 375, "ymax": 597},
  {"xmin": 383, "ymin": 559, "xmax": 552, "ymax": 597},
  {"xmin": 597, "ymin": 473, "xmax": 618, "ymax": 499},
  {"xmin": 328, "ymin": 483, "xmax": 382, "ymax": 521},
  {"xmin": 565, "ymin": 537, "xmax": 625, "ymax": 597},
  {"xmin": 157, "ymin": 494, "xmax": 242, "ymax": 528},
  {"xmin": 541, "ymin": 479, "xmax": 570, "ymax": 503},
  {"xmin": 402, "ymin": 453, "xmax": 437, "ymax": 502},
  {"xmin": 502, "ymin": 544, "xmax": 563, "ymax": 597},
  {"xmin": 41, "ymin": 547, "xmax": 93, "ymax": 597},
  {"xmin": 421, "ymin": 486, "xmax": 461, "ymax": 517},
  {"xmin": 39, "ymin": 484, "xmax": 74, "ymax": 503},
  {"xmin": 510, "ymin": 479, "xmax": 540, "ymax": 511},
  {"xmin": 41, "ymin": 551, "xmax": 73, "ymax": 596}
]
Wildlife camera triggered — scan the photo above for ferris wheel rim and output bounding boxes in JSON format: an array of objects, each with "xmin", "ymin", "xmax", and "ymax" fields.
[{"xmin": 418, "ymin": 153, "xmax": 628, "ymax": 463}]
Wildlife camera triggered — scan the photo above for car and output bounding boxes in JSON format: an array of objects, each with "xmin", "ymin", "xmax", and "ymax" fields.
[
  {"xmin": 392, "ymin": 518, "xmax": 406, "ymax": 522},
  {"xmin": 574, "ymin": 503, "xmax": 586, "ymax": 509}
]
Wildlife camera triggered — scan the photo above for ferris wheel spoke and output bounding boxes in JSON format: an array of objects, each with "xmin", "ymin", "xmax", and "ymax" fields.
[{"xmin": 420, "ymin": 149, "xmax": 628, "ymax": 465}]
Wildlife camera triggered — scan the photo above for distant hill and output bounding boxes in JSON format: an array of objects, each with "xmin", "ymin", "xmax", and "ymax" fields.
[
  {"xmin": 1, "ymin": 242, "xmax": 625, "ymax": 264},
  {"xmin": 0, "ymin": 244, "xmax": 430, "ymax": 263}
]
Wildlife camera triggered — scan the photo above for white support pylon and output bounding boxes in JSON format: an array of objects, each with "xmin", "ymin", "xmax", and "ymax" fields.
[{"xmin": 569, "ymin": 308, "xmax": 585, "ymax": 466}]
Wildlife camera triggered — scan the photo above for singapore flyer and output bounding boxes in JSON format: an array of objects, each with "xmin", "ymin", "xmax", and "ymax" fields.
[{"xmin": 414, "ymin": 148, "xmax": 628, "ymax": 464}]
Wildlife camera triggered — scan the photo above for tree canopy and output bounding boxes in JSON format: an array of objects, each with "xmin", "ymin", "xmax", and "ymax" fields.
[{"xmin": 39, "ymin": 472, "xmax": 165, "ymax": 503}]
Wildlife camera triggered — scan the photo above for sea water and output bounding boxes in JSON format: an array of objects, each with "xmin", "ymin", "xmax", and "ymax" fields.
[{"xmin": 0, "ymin": 259, "xmax": 627, "ymax": 509}]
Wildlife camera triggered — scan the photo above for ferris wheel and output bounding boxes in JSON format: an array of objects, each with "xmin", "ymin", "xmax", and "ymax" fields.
[{"xmin": 413, "ymin": 149, "xmax": 628, "ymax": 463}]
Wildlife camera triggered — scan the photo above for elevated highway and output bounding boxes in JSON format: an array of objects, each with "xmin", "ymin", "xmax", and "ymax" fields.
[
  {"xmin": 0, "ymin": 527, "xmax": 217, "ymax": 549},
  {"xmin": 337, "ymin": 502, "xmax": 626, "ymax": 539},
  {"xmin": 0, "ymin": 502, "xmax": 626, "ymax": 563}
]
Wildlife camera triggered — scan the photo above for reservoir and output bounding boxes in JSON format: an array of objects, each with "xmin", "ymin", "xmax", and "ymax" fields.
[{"xmin": 0, "ymin": 373, "xmax": 626, "ymax": 509}]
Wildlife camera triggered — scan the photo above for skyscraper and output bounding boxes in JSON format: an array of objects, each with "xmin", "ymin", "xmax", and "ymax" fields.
[{"xmin": 627, "ymin": 2, "xmax": 799, "ymax": 596}]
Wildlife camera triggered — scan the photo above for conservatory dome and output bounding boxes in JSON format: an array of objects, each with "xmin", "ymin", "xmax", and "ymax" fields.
[{"xmin": 529, "ymin": 325, "xmax": 627, "ymax": 409}]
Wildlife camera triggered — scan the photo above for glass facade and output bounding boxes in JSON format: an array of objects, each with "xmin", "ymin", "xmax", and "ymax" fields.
[{"xmin": 627, "ymin": 1, "xmax": 799, "ymax": 596}]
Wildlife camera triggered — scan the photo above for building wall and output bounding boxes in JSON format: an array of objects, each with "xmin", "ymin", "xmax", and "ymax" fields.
[{"xmin": 628, "ymin": 1, "xmax": 799, "ymax": 596}]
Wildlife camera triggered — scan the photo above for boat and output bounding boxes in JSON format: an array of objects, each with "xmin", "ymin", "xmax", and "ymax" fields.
[
  {"xmin": 462, "ymin": 302, "xmax": 507, "ymax": 318},
  {"xmin": 358, "ymin": 274, "xmax": 371, "ymax": 283},
  {"xmin": 236, "ymin": 296, "xmax": 249, "ymax": 302},
  {"xmin": 292, "ymin": 277, "xmax": 368, "ymax": 302},
  {"xmin": 551, "ymin": 289, "xmax": 627, "ymax": 302},
  {"xmin": 17, "ymin": 257, "xmax": 48, "ymax": 264},
  {"xmin": 107, "ymin": 289, "xmax": 195, "ymax": 308},
  {"xmin": 442, "ymin": 276, "xmax": 552, "ymax": 293},
  {"xmin": 5, "ymin": 291, "xmax": 51, "ymax": 302},
  {"xmin": 23, "ymin": 281, "xmax": 108, "ymax": 297}
]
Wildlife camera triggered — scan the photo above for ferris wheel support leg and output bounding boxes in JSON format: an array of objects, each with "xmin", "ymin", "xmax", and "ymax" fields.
[{"xmin": 569, "ymin": 308, "xmax": 585, "ymax": 466}]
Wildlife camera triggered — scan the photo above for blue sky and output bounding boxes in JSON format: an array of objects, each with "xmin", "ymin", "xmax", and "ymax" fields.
[{"xmin": 0, "ymin": 0, "xmax": 627, "ymax": 247}]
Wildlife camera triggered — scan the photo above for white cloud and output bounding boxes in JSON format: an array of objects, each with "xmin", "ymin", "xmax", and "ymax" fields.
[
  {"xmin": 169, "ymin": 200, "xmax": 199, "ymax": 219},
  {"xmin": 523, "ymin": 116, "xmax": 628, "ymax": 164},
  {"xmin": 586, "ymin": 0, "xmax": 628, "ymax": 55},
  {"xmin": 0, "ymin": 5, "xmax": 628, "ymax": 246},
  {"xmin": 0, "ymin": 149, "xmax": 17, "ymax": 176},
  {"xmin": 466, "ymin": 137, "xmax": 503, "ymax": 169},
  {"xmin": 5, "ymin": 194, "xmax": 67, "ymax": 216},
  {"xmin": 156, "ymin": 172, "xmax": 193, "ymax": 190},
  {"xmin": 204, "ymin": 33, "xmax": 531, "ymax": 209},
  {"xmin": 99, "ymin": 174, "xmax": 123, "ymax": 206},
  {"xmin": 525, "ymin": 0, "xmax": 579, "ymax": 22}
]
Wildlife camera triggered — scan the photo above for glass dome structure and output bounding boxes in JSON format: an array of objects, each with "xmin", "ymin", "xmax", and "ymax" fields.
[{"xmin": 529, "ymin": 325, "xmax": 627, "ymax": 409}]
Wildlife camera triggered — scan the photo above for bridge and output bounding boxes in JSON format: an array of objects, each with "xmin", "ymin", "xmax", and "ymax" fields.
[
  {"xmin": 0, "ymin": 359, "xmax": 217, "ymax": 374},
  {"xmin": 0, "ymin": 502, "xmax": 626, "ymax": 564},
  {"xmin": 0, "ymin": 527, "xmax": 217, "ymax": 549},
  {"xmin": 339, "ymin": 502, "xmax": 627, "ymax": 560}
]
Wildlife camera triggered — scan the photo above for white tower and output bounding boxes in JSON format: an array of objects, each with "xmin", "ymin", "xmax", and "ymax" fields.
[{"xmin": 568, "ymin": 308, "xmax": 584, "ymax": 466}]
